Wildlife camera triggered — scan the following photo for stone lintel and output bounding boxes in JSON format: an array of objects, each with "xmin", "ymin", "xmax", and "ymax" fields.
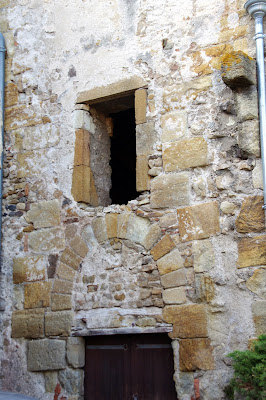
[
  {"xmin": 77, "ymin": 76, "xmax": 148, "ymax": 104},
  {"xmin": 72, "ymin": 326, "xmax": 173, "ymax": 337}
]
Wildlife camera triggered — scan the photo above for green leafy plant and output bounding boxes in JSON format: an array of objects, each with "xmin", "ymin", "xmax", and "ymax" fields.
[{"xmin": 225, "ymin": 335, "xmax": 266, "ymax": 400}]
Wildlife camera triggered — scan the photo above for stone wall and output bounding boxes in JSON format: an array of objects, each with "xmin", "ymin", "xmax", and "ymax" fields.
[{"xmin": 0, "ymin": 0, "xmax": 265, "ymax": 399}]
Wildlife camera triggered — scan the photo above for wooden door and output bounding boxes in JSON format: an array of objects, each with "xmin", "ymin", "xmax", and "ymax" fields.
[{"xmin": 85, "ymin": 334, "xmax": 177, "ymax": 400}]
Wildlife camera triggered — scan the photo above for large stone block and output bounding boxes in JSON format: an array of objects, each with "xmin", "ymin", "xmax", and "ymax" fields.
[
  {"xmin": 235, "ymin": 87, "xmax": 258, "ymax": 122},
  {"xmin": 163, "ymin": 304, "xmax": 207, "ymax": 338},
  {"xmin": 136, "ymin": 121, "xmax": 157, "ymax": 156},
  {"xmin": 5, "ymin": 82, "xmax": 18, "ymax": 107},
  {"xmin": 162, "ymin": 287, "xmax": 187, "ymax": 304},
  {"xmin": 12, "ymin": 309, "xmax": 44, "ymax": 338},
  {"xmin": 117, "ymin": 213, "xmax": 130, "ymax": 239},
  {"xmin": 177, "ymin": 202, "xmax": 220, "ymax": 242},
  {"xmin": 74, "ymin": 129, "xmax": 90, "ymax": 167},
  {"xmin": 69, "ymin": 236, "xmax": 89, "ymax": 258},
  {"xmin": 135, "ymin": 88, "xmax": 147, "ymax": 124},
  {"xmin": 29, "ymin": 228, "xmax": 65, "ymax": 253},
  {"xmin": 179, "ymin": 339, "xmax": 215, "ymax": 371},
  {"xmin": 92, "ymin": 217, "xmax": 108, "ymax": 243},
  {"xmin": 246, "ymin": 268, "xmax": 266, "ymax": 299},
  {"xmin": 51, "ymin": 294, "xmax": 72, "ymax": 311},
  {"xmin": 73, "ymin": 109, "xmax": 95, "ymax": 132},
  {"xmin": 143, "ymin": 223, "xmax": 162, "ymax": 250},
  {"xmin": 192, "ymin": 239, "xmax": 215, "ymax": 273},
  {"xmin": 72, "ymin": 165, "xmax": 91, "ymax": 204},
  {"xmin": 160, "ymin": 268, "xmax": 187, "ymax": 288},
  {"xmin": 221, "ymin": 51, "xmax": 256, "ymax": 88},
  {"xmin": 150, "ymin": 173, "xmax": 190, "ymax": 209},
  {"xmin": 161, "ymin": 110, "xmax": 187, "ymax": 143},
  {"xmin": 60, "ymin": 248, "xmax": 82, "ymax": 271},
  {"xmin": 67, "ymin": 337, "xmax": 85, "ymax": 368},
  {"xmin": 136, "ymin": 155, "xmax": 150, "ymax": 191},
  {"xmin": 252, "ymin": 301, "xmax": 266, "ymax": 336},
  {"xmin": 45, "ymin": 311, "xmax": 74, "ymax": 336},
  {"xmin": 235, "ymin": 196, "xmax": 264, "ymax": 233},
  {"xmin": 126, "ymin": 214, "xmax": 150, "ymax": 246},
  {"xmin": 24, "ymin": 281, "xmax": 52, "ymax": 309},
  {"xmin": 5, "ymin": 105, "xmax": 43, "ymax": 131},
  {"xmin": 28, "ymin": 339, "xmax": 66, "ymax": 371},
  {"xmin": 25, "ymin": 200, "xmax": 61, "ymax": 228},
  {"xmin": 151, "ymin": 234, "xmax": 175, "ymax": 261},
  {"xmin": 238, "ymin": 235, "xmax": 266, "ymax": 268},
  {"xmin": 58, "ymin": 368, "xmax": 84, "ymax": 395},
  {"xmin": 105, "ymin": 213, "xmax": 118, "ymax": 239},
  {"xmin": 13, "ymin": 255, "xmax": 46, "ymax": 284},
  {"xmin": 53, "ymin": 279, "xmax": 73, "ymax": 294},
  {"xmin": 238, "ymin": 120, "xmax": 260, "ymax": 157},
  {"xmin": 157, "ymin": 248, "xmax": 184, "ymax": 275},
  {"xmin": 163, "ymin": 138, "xmax": 208, "ymax": 171},
  {"xmin": 56, "ymin": 263, "xmax": 76, "ymax": 282}
]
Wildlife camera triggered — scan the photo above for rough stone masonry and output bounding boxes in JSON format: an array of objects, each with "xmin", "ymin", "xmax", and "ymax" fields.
[{"xmin": 0, "ymin": 0, "xmax": 265, "ymax": 399}]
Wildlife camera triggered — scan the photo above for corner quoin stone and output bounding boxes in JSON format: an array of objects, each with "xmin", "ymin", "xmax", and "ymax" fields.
[
  {"xmin": 221, "ymin": 51, "xmax": 256, "ymax": 88},
  {"xmin": 28, "ymin": 339, "xmax": 66, "ymax": 371}
]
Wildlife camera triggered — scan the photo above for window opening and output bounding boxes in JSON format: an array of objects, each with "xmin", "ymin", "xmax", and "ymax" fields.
[{"xmin": 109, "ymin": 108, "xmax": 138, "ymax": 205}]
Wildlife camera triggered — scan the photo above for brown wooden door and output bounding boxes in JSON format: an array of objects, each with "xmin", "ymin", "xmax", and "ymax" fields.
[{"xmin": 85, "ymin": 334, "xmax": 177, "ymax": 400}]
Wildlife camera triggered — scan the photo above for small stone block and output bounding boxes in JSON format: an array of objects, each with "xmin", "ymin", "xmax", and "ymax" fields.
[
  {"xmin": 135, "ymin": 89, "xmax": 147, "ymax": 124},
  {"xmin": 221, "ymin": 51, "xmax": 256, "ymax": 88},
  {"xmin": 179, "ymin": 338, "xmax": 215, "ymax": 371},
  {"xmin": 246, "ymin": 268, "xmax": 266, "ymax": 299},
  {"xmin": 151, "ymin": 234, "xmax": 175, "ymax": 261},
  {"xmin": 252, "ymin": 301, "xmax": 266, "ymax": 336},
  {"xmin": 24, "ymin": 281, "xmax": 52, "ymax": 309},
  {"xmin": 28, "ymin": 339, "xmax": 66, "ymax": 371},
  {"xmin": 177, "ymin": 202, "xmax": 220, "ymax": 242}
]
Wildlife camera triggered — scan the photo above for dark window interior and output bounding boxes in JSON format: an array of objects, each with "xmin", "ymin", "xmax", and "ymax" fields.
[{"xmin": 109, "ymin": 108, "xmax": 138, "ymax": 205}]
